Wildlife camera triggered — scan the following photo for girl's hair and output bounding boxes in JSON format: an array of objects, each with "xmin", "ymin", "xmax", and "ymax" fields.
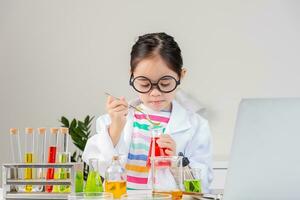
[{"xmin": 130, "ymin": 32, "xmax": 183, "ymax": 77}]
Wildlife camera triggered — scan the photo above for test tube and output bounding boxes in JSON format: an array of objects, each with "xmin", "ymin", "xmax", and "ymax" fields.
[
  {"xmin": 24, "ymin": 127, "xmax": 35, "ymax": 192},
  {"xmin": 45, "ymin": 128, "xmax": 58, "ymax": 192},
  {"xmin": 9, "ymin": 128, "xmax": 22, "ymax": 192},
  {"xmin": 57, "ymin": 127, "xmax": 69, "ymax": 161},
  {"xmin": 54, "ymin": 127, "xmax": 70, "ymax": 193},
  {"xmin": 34, "ymin": 127, "xmax": 47, "ymax": 192}
]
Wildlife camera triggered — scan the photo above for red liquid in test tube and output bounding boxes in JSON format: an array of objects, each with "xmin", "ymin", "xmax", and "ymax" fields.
[
  {"xmin": 46, "ymin": 146, "xmax": 56, "ymax": 175},
  {"xmin": 45, "ymin": 128, "xmax": 58, "ymax": 192}
]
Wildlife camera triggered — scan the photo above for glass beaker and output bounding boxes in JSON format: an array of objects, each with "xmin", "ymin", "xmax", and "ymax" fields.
[
  {"xmin": 183, "ymin": 168, "xmax": 202, "ymax": 193},
  {"xmin": 151, "ymin": 156, "xmax": 183, "ymax": 200}
]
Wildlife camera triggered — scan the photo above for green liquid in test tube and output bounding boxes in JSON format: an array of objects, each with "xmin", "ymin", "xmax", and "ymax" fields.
[
  {"xmin": 56, "ymin": 128, "xmax": 71, "ymax": 193},
  {"xmin": 57, "ymin": 152, "xmax": 70, "ymax": 192}
]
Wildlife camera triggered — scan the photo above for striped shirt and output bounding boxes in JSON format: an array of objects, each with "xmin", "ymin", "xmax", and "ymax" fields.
[{"xmin": 125, "ymin": 104, "xmax": 171, "ymax": 190}]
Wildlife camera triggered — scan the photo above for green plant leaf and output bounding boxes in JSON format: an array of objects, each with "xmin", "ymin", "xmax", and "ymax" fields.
[
  {"xmin": 60, "ymin": 116, "xmax": 69, "ymax": 127},
  {"xmin": 84, "ymin": 116, "xmax": 90, "ymax": 125},
  {"xmin": 74, "ymin": 143, "xmax": 84, "ymax": 151},
  {"xmin": 71, "ymin": 151, "xmax": 77, "ymax": 162},
  {"xmin": 70, "ymin": 119, "xmax": 77, "ymax": 129},
  {"xmin": 78, "ymin": 121, "xmax": 88, "ymax": 132},
  {"xmin": 89, "ymin": 116, "xmax": 94, "ymax": 124},
  {"xmin": 86, "ymin": 131, "xmax": 91, "ymax": 138},
  {"xmin": 73, "ymin": 127, "xmax": 86, "ymax": 139}
]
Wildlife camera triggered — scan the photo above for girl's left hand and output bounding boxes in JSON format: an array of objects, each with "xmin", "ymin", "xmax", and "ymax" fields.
[{"xmin": 157, "ymin": 134, "xmax": 176, "ymax": 156}]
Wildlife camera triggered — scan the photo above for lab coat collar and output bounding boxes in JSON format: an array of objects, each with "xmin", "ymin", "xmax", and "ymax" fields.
[{"xmin": 166, "ymin": 100, "xmax": 192, "ymax": 134}]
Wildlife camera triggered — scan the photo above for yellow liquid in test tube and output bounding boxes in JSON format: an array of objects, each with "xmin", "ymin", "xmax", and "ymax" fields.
[
  {"xmin": 24, "ymin": 153, "xmax": 33, "ymax": 192},
  {"xmin": 52, "ymin": 172, "xmax": 59, "ymax": 192},
  {"xmin": 54, "ymin": 153, "xmax": 71, "ymax": 193}
]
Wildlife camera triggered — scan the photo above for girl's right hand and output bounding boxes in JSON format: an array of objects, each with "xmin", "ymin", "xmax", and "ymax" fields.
[{"xmin": 106, "ymin": 95, "xmax": 128, "ymax": 146}]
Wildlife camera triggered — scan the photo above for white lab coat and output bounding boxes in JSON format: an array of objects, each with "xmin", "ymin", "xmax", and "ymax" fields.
[{"xmin": 82, "ymin": 100, "xmax": 213, "ymax": 192}]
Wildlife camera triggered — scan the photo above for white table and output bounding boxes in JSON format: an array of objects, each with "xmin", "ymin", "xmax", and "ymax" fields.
[{"xmin": 1, "ymin": 188, "xmax": 222, "ymax": 200}]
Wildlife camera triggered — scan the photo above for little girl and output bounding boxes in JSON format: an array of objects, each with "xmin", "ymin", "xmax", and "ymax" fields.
[{"xmin": 82, "ymin": 32, "xmax": 213, "ymax": 192}]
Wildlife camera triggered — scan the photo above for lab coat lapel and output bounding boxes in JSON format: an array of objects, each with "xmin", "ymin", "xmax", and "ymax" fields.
[
  {"xmin": 116, "ymin": 109, "xmax": 134, "ymax": 156},
  {"xmin": 165, "ymin": 100, "xmax": 191, "ymax": 135},
  {"xmin": 124, "ymin": 98, "xmax": 141, "ymax": 147}
]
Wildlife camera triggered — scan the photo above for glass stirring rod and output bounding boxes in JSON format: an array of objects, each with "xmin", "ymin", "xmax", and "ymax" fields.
[{"xmin": 104, "ymin": 92, "xmax": 160, "ymax": 126}]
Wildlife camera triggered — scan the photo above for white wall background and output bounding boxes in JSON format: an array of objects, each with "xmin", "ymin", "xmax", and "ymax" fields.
[{"xmin": 1, "ymin": 0, "xmax": 300, "ymax": 184}]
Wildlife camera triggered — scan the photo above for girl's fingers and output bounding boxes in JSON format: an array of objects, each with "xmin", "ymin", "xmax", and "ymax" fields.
[
  {"xmin": 157, "ymin": 141, "xmax": 175, "ymax": 153},
  {"xmin": 157, "ymin": 138, "xmax": 172, "ymax": 144},
  {"xmin": 164, "ymin": 149, "xmax": 175, "ymax": 156},
  {"xmin": 106, "ymin": 96, "xmax": 114, "ymax": 111},
  {"xmin": 120, "ymin": 96, "xmax": 128, "ymax": 107},
  {"xmin": 108, "ymin": 105, "xmax": 128, "ymax": 117},
  {"xmin": 157, "ymin": 141, "xmax": 173, "ymax": 149},
  {"xmin": 122, "ymin": 109, "xmax": 128, "ymax": 117},
  {"xmin": 120, "ymin": 96, "xmax": 126, "ymax": 101},
  {"xmin": 159, "ymin": 134, "xmax": 172, "ymax": 139},
  {"xmin": 157, "ymin": 135, "xmax": 176, "ymax": 154},
  {"xmin": 157, "ymin": 135, "xmax": 174, "ymax": 144},
  {"xmin": 116, "ymin": 109, "xmax": 128, "ymax": 117},
  {"xmin": 112, "ymin": 105, "xmax": 128, "ymax": 112},
  {"xmin": 106, "ymin": 96, "xmax": 114, "ymax": 105},
  {"xmin": 108, "ymin": 98, "xmax": 128, "ymax": 110}
]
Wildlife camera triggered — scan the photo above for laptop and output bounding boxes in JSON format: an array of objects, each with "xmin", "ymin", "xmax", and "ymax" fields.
[{"xmin": 222, "ymin": 98, "xmax": 300, "ymax": 200}]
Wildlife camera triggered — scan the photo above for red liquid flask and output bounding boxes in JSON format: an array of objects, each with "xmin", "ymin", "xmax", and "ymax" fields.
[
  {"xmin": 146, "ymin": 127, "xmax": 170, "ymax": 167},
  {"xmin": 46, "ymin": 128, "xmax": 58, "ymax": 192},
  {"xmin": 147, "ymin": 137, "xmax": 166, "ymax": 167}
]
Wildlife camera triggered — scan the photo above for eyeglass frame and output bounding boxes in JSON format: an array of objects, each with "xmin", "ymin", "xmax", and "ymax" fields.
[{"xmin": 129, "ymin": 73, "xmax": 181, "ymax": 93}]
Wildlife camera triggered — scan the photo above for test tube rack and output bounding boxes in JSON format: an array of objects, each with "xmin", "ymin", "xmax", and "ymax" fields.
[{"xmin": 2, "ymin": 162, "xmax": 83, "ymax": 200}]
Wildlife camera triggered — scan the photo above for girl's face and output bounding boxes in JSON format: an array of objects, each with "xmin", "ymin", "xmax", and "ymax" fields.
[{"xmin": 132, "ymin": 56, "xmax": 181, "ymax": 111}]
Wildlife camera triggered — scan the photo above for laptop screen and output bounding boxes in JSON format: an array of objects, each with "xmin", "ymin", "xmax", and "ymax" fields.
[{"xmin": 223, "ymin": 98, "xmax": 300, "ymax": 200}]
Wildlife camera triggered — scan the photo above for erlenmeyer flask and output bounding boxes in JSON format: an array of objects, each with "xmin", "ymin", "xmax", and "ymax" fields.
[{"xmin": 85, "ymin": 158, "xmax": 103, "ymax": 192}]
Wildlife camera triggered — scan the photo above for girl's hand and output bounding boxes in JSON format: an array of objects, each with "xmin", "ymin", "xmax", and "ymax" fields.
[
  {"xmin": 157, "ymin": 134, "xmax": 176, "ymax": 156},
  {"xmin": 106, "ymin": 95, "xmax": 128, "ymax": 146}
]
